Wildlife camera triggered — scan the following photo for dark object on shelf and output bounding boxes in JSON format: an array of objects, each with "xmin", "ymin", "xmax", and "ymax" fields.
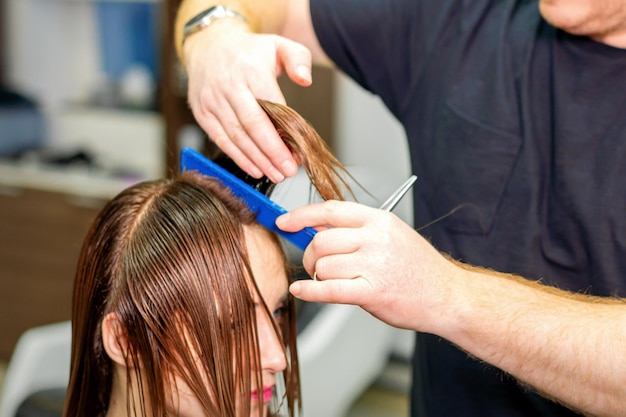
[
  {"xmin": 0, "ymin": 87, "xmax": 45, "ymax": 156},
  {"xmin": 41, "ymin": 149, "xmax": 94, "ymax": 168}
]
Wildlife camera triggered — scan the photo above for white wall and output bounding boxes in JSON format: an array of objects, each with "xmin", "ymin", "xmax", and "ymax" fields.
[
  {"xmin": 332, "ymin": 73, "xmax": 409, "ymax": 184},
  {"xmin": 5, "ymin": 0, "xmax": 102, "ymax": 111}
]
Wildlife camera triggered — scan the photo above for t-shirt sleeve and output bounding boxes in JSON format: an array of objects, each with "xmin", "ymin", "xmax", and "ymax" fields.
[{"xmin": 310, "ymin": 0, "xmax": 460, "ymax": 117}]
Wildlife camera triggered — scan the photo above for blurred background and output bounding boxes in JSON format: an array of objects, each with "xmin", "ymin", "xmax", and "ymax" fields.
[{"xmin": 0, "ymin": 0, "xmax": 414, "ymax": 416}]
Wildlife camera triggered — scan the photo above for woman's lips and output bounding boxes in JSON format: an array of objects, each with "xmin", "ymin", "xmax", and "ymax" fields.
[{"xmin": 251, "ymin": 386, "xmax": 274, "ymax": 403}]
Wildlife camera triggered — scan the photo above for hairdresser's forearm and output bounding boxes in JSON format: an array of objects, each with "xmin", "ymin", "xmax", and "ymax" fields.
[
  {"xmin": 176, "ymin": 0, "xmax": 329, "ymax": 68},
  {"xmin": 439, "ymin": 265, "xmax": 626, "ymax": 417},
  {"xmin": 175, "ymin": 0, "xmax": 288, "ymax": 59}
]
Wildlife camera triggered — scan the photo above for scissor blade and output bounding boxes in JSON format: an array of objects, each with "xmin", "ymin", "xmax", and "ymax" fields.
[{"xmin": 379, "ymin": 175, "xmax": 418, "ymax": 212}]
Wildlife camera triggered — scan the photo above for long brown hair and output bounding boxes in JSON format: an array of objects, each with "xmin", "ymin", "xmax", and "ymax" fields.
[
  {"xmin": 257, "ymin": 99, "xmax": 353, "ymax": 201},
  {"xmin": 65, "ymin": 172, "xmax": 286, "ymax": 416},
  {"xmin": 63, "ymin": 101, "xmax": 350, "ymax": 417}
]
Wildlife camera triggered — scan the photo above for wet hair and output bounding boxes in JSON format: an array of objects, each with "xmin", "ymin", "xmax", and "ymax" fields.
[
  {"xmin": 63, "ymin": 100, "xmax": 351, "ymax": 417},
  {"xmin": 257, "ymin": 99, "xmax": 353, "ymax": 200}
]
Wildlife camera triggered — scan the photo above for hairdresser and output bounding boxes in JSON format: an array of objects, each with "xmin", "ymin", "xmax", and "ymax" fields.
[{"xmin": 174, "ymin": 1, "xmax": 626, "ymax": 416}]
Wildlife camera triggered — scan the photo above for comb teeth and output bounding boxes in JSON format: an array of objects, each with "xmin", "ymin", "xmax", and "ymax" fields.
[{"xmin": 212, "ymin": 152, "xmax": 276, "ymax": 197}]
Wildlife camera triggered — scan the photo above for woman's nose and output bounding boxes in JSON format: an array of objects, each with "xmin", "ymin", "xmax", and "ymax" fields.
[{"xmin": 257, "ymin": 315, "xmax": 287, "ymax": 373}]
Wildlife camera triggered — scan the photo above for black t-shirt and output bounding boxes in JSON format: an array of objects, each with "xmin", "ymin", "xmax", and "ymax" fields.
[{"xmin": 311, "ymin": 0, "xmax": 626, "ymax": 416}]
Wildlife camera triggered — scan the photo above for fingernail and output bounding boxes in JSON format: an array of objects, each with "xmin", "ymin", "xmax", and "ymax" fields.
[
  {"xmin": 268, "ymin": 166, "xmax": 284, "ymax": 183},
  {"xmin": 275, "ymin": 213, "xmax": 288, "ymax": 227},
  {"xmin": 281, "ymin": 159, "xmax": 298, "ymax": 177},
  {"xmin": 289, "ymin": 281, "xmax": 302, "ymax": 296},
  {"xmin": 297, "ymin": 65, "xmax": 311, "ymax": 83},
  {"xmin": 249, "ymin": 165, "xmax": 263, "ymax": 178}
]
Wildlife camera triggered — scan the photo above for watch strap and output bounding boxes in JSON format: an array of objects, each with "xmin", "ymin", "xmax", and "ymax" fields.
[{"xmin": 182, "ymin": 5, "xmax": 248, "ymax": 46}]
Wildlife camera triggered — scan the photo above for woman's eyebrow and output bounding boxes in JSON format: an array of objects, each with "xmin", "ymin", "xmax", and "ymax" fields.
[
  {"xmin": 255, "ymin": 291, "xmax": 288, "ymax": 306},
  {"xmin": 269, "ymin": 291, "xmax": 289, "ymax": 308}
]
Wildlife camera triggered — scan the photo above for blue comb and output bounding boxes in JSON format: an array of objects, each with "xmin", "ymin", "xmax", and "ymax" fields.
[{"xmin": 180, "ymin": 147, "xmax": 317, "ymax": 251}]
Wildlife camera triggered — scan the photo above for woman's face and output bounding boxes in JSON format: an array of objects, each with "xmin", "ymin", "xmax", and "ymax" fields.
[
  {"xmin": 161, "ymin": 226, "xmax": 289, "ymax": 417},
  {"xmin": 244, "ymin": 225, "xmax": 290, "ymax": 417}
]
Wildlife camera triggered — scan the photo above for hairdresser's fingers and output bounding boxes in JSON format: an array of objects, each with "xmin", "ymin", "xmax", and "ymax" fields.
[
  {"xmin": 225, "ymin": 87, "xmax": 301, "ymax": 181},
  {"xmin": 277, "ymin": 200, "xmax": 377, "ymax": 233},
  {"xmin": 194, "ymin": 104, "xmax": 264, "ymax": 178},
  {"xmin": 218, "ymin": 36, "xmax": 311, "ymax": 178},
  {"xmin": 184, "ymin": 28, "xmax": 302, "ymax": 180},
  {"xmin": 304, "ymin": 225, "xmax": 394, "ymax": 284},
  {"xmin": 277, "ymin": 200, "xmax": 395, "ymax": 276},
  {"xmin": 287, "ymin": 201, "xmax": 462, "ymax": 332},
  {"xmin": 276, "ymin": 38, "xmax": 313, "ymax": 87},
  {"xmin": 188, "ymin": 64, "xmax": 292, "ymax": 182},
  {"xmin": 290, "ymin": 278, "xmax": 371, "ymax": 306},
  {"xmin": 210, "ymin": 92, "xmax": 288, "ymax": 182},
  {"xmin": 300, "ymin": 226, "xmax": 366, "ymax": 277}
]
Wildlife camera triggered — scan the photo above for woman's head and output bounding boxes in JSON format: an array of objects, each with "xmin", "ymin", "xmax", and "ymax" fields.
[
  {"xmin": 64, "ymin": 100, "xmax": 351, "ymax": 417},
  {"xmin": 64, "ymin": 172, "xmax": 299, "ymax": 417}
]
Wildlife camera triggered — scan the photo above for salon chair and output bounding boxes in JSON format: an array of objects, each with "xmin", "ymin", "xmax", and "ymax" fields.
[{"xmin": 0, "ymin": 322, "xmax": 70, "ymax": 417}]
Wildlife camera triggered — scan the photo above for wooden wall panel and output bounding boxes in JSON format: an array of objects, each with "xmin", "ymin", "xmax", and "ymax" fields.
[{"xmin": 0, "ymin": 188, "xmax": 103, "ymax": 361}]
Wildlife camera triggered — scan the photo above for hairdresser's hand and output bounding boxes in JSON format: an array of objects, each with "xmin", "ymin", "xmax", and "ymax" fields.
[
  {"xmin": 276, "ymin": 201, "xmax": 461, "ymax": 333},
  {"xmin": 183, "ymin": 23, "xmax": 310, "ymax": 183}
]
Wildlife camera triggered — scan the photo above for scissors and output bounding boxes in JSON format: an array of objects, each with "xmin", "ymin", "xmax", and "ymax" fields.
[
  {"xmin": 378, "ymin": 175, "xmax": 418, "ymax": 211},
  {"xmin": 180, "ymin": 147, "xmax": 417, "ymax": 250}
]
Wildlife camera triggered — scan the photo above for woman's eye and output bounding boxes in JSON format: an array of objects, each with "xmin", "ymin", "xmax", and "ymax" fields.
[{"xmin": 272, "ymin": 305, "xmax": 288, "ymax": 323}]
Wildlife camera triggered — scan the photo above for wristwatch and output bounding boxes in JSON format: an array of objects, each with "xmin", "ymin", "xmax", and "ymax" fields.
[{"xmin": 182, "ymin": 5, "xmax": 248, "ymax": 46}]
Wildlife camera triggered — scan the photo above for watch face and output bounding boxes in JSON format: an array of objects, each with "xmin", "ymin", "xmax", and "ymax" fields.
[
  {"xmin": 183, "ymin": 6, "xmax": 245, "ymax": 44},
  {"xmin": 185, "ymin": 6, "xmax": 227, "ymax": 26},
  {"xmin": 187, "ymin": 6, "xmax": 219, "ymax": 27},
  {"xmin": 184, "ymin": 6, "xmax": 224, "ymax": 35},
  {"xmin": 187, "ymin": 13, "xmax": 205, "ymax": 26}
]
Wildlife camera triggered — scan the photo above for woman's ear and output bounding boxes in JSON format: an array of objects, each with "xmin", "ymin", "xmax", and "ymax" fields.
[{"xmin": 102, "ymin": 312, "xmax": 131, "ymax": 367}]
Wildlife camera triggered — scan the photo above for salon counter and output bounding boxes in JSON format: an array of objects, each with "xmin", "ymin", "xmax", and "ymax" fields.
[{"xmin": 0, "ymin": 161, "xmax": 137, "ymax": 362}]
